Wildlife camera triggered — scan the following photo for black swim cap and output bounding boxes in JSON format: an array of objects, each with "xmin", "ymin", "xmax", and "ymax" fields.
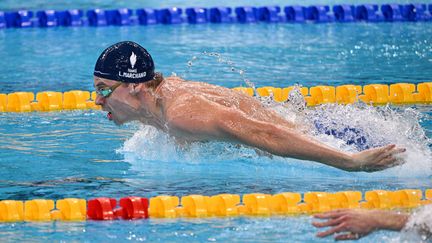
[{"xmin": 94, "ymin": 41, "xmax": 155, "ymax": 83}]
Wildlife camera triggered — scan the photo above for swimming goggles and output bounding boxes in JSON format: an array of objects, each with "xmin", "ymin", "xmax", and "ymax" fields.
[{"xmin": 96, "ymin": 82, "xmax": 122, "ymax": 98}]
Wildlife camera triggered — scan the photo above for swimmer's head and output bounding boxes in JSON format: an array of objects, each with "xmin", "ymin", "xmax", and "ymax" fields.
[
  {"xmin": 93, "ymin": 41, "xmax": 164, "ymax": 126},
  {"xmin": 94, "ymin": 41, "xmax": 155, "ymax": 83}
]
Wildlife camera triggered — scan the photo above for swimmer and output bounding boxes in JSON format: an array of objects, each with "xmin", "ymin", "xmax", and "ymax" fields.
[
  {"xmin": 93, "ymin": 41, "xmax": 405, "ymax": 172},
  {"xmin": 312, "ymin": 208, "xmax": 431, "ymax": 240}
]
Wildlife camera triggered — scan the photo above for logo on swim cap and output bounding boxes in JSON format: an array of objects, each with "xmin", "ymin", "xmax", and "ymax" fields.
[
  {"xmin": 94, "ymin": 41, "xmax": 155, "ymax": 83},
  {"xmin": 130, "ymin": 52, "xmax": 137, "ymax": 69}
]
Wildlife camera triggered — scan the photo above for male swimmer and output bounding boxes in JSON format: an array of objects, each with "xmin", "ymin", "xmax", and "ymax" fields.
[{"xmin": 93, "ymin": 41, "xmax": 405, "ymax": 172}]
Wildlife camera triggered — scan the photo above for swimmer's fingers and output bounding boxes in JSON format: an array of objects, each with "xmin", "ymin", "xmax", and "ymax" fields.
[
  {"xmin": 385, "ymin": 146, "xmax": 406, "ymax": 158},
  {"xmin": 365, "ymin": 158, "xmax": 402, "ymax": 172},
  {"xmin": 376, "ymin": 144, "xmax": 405, "ymax": 161},
  {"xmin": 380, "ymin": 144, "xmax": 396, "ymax": 154},
  {"xmin": 374, "ymin": 144, "xmax": 394, "ymax": 160},
  {"xmin": 312, "ymin": 216, "xmax": 346, "ymax": 228},
  {"xmin": 366, "ymin": 145, "xmax": 405, "ymax": 168},
  {"xmin": 352, "ymin": 145, "xmax": 406, "ymax": 172},
  {"xmin": 334, "ymin": 232, "xmax": 362, "ymax": 241},
  {"xmin": 314, "ymin": 209, "xmax": 349, "ymax": 219},
  {"xmin": 377, "ymin": 147, "xmax": 406, "ymax": 167},
  {"xmin": 378, "ymin": 155, "xmax": 397, "ymax": 165},
  {"xmin": 316, "ymin": 223, "xmax": 347, "ymax": 238}
]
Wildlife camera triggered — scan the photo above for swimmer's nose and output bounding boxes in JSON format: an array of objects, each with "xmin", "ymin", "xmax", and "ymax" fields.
[{"xmin": 95, "ymin": 95, "xmax": 105, "ymax": 106}]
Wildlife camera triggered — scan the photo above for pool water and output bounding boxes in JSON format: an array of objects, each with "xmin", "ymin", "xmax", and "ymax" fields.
[
  {"xmin": 1, "ymin": 22, "xmax": 432, "ymax": 93},
  {"xmin": 1, "ymin": 0, "xmax": 432, "ymax": 242}
]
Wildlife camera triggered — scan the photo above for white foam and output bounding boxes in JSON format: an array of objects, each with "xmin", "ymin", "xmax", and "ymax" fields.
[
  {"xmin": 117, "ymin": 125, "xmax": 259, "ymax": 164},
  {"xmin": 303, "ymin": 103, "xmax": 432, "ymax": 177},
  {"xmin": 398, "ymin": 204, "xmax": 432, "ymax": 242},
  {"xmin": 252, "ymin": 87, "xmax": 432, "ymax": 176}
]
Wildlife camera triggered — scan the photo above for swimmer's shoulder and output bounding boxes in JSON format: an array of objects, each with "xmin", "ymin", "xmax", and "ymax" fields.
[
  {"xmin": 165, "ymin": 76, "xmax": 186, "ymax": 83},
  {"xmin": 163, "ymin": 76, "xmax": 246, "ymax": 98},
  {"xmin": 165, "ymin": 76, "xmax": 213, "ymax": 86}
]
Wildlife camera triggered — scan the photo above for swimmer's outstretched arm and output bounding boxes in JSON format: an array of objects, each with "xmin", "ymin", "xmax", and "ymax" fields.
[
  {"xmin": 216, "ymin": 107, "xmax": 405, "ymax": 172},
  {"xmin": 167, "ymin": 96, "xmax": 404, "ymax": 172}
]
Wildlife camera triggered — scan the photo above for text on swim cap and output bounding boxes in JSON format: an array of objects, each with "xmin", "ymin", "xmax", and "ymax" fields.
[{"xmin": 118, "ymin": 71, "xmax": 147, "ymax": 79}]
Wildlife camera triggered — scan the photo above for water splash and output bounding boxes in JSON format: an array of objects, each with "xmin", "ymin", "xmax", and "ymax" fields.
[
  {"xmin": 117, "ymin": 125, "xmax": 258, "ymax": 164},
  {"xmin": 184, "ymin": 51, "xmax": 255, "ymax": 90},
  {"xmin": 279, "ymin": 90, "xmax": 432, "ymax": 176},
  {"xmin": 398, "ymin": 204, "xmax": 432, "ymax": 242}
]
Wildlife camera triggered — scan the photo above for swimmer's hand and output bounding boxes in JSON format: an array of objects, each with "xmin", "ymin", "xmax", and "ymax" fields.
[{"xmin": 348, "ymin": 144, "xmax": 406, "ymax": 172}]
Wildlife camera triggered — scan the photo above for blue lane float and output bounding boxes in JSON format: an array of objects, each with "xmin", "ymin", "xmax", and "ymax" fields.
[
  {"xmin": 356, "ymin": 4, "xmax": 384, "ymax": 22},
  {"xmin": 55, "ymin": 10, "xmax": 83, "ymax": 26},
  {"xmin": 157, "ymin": 7, "xmax": 182, "ymax": 24},
  {"xmin": 136, "ymin": 8, "xmax": 157, "ymax": 25},
  {"xmin": 36, "ymin": 10, "xmax": 57, "ymax": 27},
  {"xmin": 381, "ymin": 4, "xmax": 403, "ymax": 21},
  {"xmin": 235, "ymin": 7, "xmax": 257, "ymax": 23},
  {"xmin": 305, "ymin": 5, "xmax": 333, "ymax": 22},
  {"xmin": 333, "ymin": 5, "xmax": 355, "ymax": 22},
  {"xmin": 284, "ymin": 6, "xmax": 306, "ymax": 22},
  {"xmin": 87, "ymin": 9, "xmax": 107, "ymax": 26},
  {"xmin": 402, "ymin": 4, "xmax": 431, "ymax": 21},
  {"xmin": 1, "ymin": 3, "xmax": 432, "ymax": 29},
  {"xmin": 185, "ymin": 8, "xmax": 208, "ymax": 24},
  {"xmin": 105, "ymin": 8, "xmax": 133, "ymax": 26},
  {"xmin": 0, "ymin": 12, "xmax": 6, "ymax": 28},
  {"xmin": 257, "ymin": 6, "xmax": 281, "ymax": 22},
  {"xmin": 5, "ymin": 10, "xmax": 33, "ymax": 28},
  {"xmin": 209, "ymin": 7, "xmax": 233, "ymax": 23}
]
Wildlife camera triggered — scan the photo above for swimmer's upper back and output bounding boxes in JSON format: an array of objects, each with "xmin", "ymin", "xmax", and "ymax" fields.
[{"xmin": 160, "ymin": 77, "xmax": 295, "ymax": 129}]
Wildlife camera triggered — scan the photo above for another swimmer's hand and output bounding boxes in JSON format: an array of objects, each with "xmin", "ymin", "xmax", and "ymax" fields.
[
  {"xmin": 347, "ymin": 144, "xmax": 406, "ymax": 172},
  {"xmin": 312, "ymin": 209, "xmax": 409, "ymax": 240},
  {"xmin": 312, "ymin": 209, "xmax": 381, "ymax": 240}
]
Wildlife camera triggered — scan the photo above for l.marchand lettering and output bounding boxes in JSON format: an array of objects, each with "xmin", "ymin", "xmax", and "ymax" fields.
[{"xmin": 118, "ymin": 71, "xmax": 147, "ymax": 79}]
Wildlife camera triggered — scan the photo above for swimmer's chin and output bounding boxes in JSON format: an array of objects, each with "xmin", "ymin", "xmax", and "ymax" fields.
[
  {"xmin": 112, "ymin": 120, "xmax": 123, "ymax": 126},
  {"xmin": 109, "ymin": 115, "xmax": 126, "ymax": 126},
  {"xmin": 112, "ymin": 118, "xmax": 127, "ymax": 126}
]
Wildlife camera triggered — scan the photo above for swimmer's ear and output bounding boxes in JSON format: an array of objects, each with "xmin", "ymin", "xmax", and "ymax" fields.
[{"xmin": 128, "ymin": 83, "xmax": 144, "ymax": 95}]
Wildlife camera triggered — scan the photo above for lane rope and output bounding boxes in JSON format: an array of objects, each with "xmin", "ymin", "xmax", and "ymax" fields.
[
  {"xmin": 1, "ymin": 4, "xmax": 431, "ymax": 29},
  {"xmin": 0, "ymin": 189, "xmax": 430, "ymax": 221},
  {"xmin": 1, "ymin": 82, "xmax": 432, "ymax": 112}
]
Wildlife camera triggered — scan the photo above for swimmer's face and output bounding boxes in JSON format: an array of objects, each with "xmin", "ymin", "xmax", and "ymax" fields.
[{"xmin": 94, "ymin": 76, "xmax": 138, "ymax": 125}]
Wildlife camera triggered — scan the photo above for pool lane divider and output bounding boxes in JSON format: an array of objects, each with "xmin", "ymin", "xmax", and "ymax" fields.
[
  {"xmin": 1, "ymin": 3, "xmax": 432, "ymax": 29},
  {"xmin": 1, "ymin": 82, "xmax": 432, "ymax": 113},
  {"xmin": 0, "ymin": 189, "xmax": 431, "ymax": 222}
]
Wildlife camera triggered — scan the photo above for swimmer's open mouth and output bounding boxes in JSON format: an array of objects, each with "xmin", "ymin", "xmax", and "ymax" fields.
[{"xmin": 107, "ymin": 112, "xmax": 113, "ymax": 120}]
